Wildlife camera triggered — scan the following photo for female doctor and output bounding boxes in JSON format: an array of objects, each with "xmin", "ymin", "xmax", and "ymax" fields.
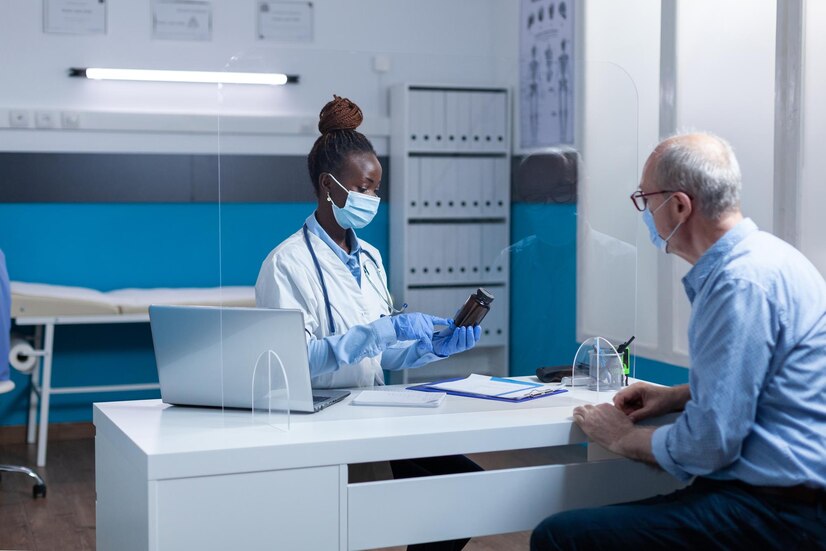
[
  {"xmin": 257, "ymin": 96, "xmax": 483, "ymax": 550},
  {"xmin": 255, "ymin": 95, "xmax": 481, "ymax": 389}
]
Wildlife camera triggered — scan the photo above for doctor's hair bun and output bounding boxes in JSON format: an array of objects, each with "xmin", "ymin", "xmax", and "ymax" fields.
[
  {"xmin": 318, "ymin": 95, "xmax": 363, "ymax": 134},
  {"xmin": 307, "ymin": 94, "xmax": 375, "ymax": 197}
]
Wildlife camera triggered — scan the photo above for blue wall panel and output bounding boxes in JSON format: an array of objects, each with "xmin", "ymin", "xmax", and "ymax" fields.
[
  {"xmin": 0, "ymin": 201, "xmax": 681, "ymax": 427},
  {"xmin": 508, "ymin": 203, "xmax": 579, "ymax": 376},
  {"xmin": 0, "ymin": 203, "xmax": 388, "ymax": 425}
]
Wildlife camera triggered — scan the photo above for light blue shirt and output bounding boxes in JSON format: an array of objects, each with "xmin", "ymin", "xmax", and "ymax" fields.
[
  {"xmin": 1, "ymin": 250, "xmax": 11, "ymax": 384},
  {"xmin": 304, "ymin": 213, "xmax": 362, "ymax": 286},
  {"xmin": 651, "ymin": 219, "xmax": 826, "ymax": 489},
  {"xmin": 302, "ymin": 214, "xmax": 440, "ymax": 379}
]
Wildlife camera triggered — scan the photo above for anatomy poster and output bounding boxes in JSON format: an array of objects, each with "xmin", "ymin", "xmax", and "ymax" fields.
[{"xmin": 519, "ymin": 0, "xmax": 575, "ymax": 149}]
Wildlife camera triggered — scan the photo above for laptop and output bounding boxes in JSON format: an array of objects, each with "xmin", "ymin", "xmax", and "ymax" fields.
[{"xmin": 149, "ymin": 305, "xmax": 349, "ymax": 413}]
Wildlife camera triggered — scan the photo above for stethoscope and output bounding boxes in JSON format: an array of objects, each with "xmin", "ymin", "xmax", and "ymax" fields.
[{"xmin": 302, "ymin": 224, "xmax": 406, "ymax": 334}]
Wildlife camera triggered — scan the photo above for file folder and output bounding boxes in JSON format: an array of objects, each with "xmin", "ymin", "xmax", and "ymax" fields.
[{"xmin": 408, "ymin": 375, "xmax": 567, "ymax": 403}]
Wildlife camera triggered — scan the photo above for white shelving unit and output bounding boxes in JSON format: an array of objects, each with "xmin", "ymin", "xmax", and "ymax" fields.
[{"xmin": 389, "ymin": 84, "xmax": 511, "ymax": 383}]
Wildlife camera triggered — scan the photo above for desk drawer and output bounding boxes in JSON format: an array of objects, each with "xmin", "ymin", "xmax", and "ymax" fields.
[
  {"xmin": 348, "ymin": 459, "xmax": 682, "ymax": 550},
  {"xmin": 154, "ymin": 465, "xmax": 340, "ymax": 551}
]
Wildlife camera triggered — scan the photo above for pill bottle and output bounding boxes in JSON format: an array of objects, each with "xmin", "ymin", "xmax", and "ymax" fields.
[{"xmin": 454, "ymin": 288, "xmax": 494, "ymax": 327}]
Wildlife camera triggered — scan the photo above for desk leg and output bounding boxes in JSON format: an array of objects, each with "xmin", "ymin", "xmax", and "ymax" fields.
[
  {"xmin": 36, "ymin": 323, "xmax": 54, "ymax": 467},
  {"xmin": 339, "ymin": 464, "xmax": 348, "ymax": 551},
  {"xmin": 26, "ymin": 325, "xmax": 43, "ymax": 444}
]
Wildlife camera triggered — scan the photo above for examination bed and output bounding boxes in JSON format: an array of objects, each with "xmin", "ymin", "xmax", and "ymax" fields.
[{"xmin": 9, "ymin": 282, "xmax": 255, "ymax": 466}]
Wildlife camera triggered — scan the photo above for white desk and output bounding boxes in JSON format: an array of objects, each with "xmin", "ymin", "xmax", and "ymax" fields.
[{"xmin": 94, "ymin": 383, "xmax": 681, "ymax": 550}]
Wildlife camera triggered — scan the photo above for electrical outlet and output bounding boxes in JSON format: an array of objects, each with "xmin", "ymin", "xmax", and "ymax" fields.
[
  {"xmin": 9, "ymin": 110, "xmax": 30, "ymax": 128},
  {"xmin": 34, "ymin": 111, "xmax": 59, "ymax": 129},
  {"xmin": 61, "ymin": 111, "xmax": 80, "ymax": 129}
]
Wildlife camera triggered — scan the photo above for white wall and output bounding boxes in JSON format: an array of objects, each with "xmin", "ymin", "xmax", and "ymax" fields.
[
  {"xmin": 665, "ymin": 0, "xmax": 776, "ymax": 362},
  {"xmin": 0, "ymin": 0, "xmax": 516, "ymax": 154},
  {"xmin": 675, "ymin": 0, "xmax": 777, "ymax": 232},
  {"xmin": 800, "ymin": 1, "xmax": 826, "ymax": 277}
]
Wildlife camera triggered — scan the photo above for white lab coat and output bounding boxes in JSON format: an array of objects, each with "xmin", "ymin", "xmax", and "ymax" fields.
[{"xmin": 255, "ymin": 227, "xmax": 392, "ymax": 389}]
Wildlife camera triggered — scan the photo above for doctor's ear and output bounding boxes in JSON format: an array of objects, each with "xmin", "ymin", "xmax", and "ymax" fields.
[{"xmin": 318, "ymin": 173, "xmax": 332, "ymax": 192}]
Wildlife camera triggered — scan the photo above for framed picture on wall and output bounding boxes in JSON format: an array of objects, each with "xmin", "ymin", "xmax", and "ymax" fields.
[
  {"xmin": 517, "ymin": 0, "xmax": 576, "ymax": 151},
  {"xmin": 43, "ymin": 0, "xmax": 107, "ymax": 35},
  {"xmin": 256, "ymin": 1, "xmax": 313, "ymax": 43},
  {"xmin": 152, "ymin": 0, "xmax": 212, "ymax": 42}
]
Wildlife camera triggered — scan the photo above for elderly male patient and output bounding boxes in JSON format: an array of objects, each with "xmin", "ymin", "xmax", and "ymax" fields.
[{"xmin": 532, "ymin": 133, "xmax": 826, "ymax": 550}]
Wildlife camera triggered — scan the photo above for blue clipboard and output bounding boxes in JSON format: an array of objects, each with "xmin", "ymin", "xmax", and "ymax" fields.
[{"xmin": 407, "ymin": 377, "xmax": 568, "ymax": 403}]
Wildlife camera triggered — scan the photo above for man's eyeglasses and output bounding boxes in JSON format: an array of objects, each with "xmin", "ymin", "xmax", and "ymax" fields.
[{"xmin": 629, "ymin": 189, "xmax": 675, "ymax": 212}]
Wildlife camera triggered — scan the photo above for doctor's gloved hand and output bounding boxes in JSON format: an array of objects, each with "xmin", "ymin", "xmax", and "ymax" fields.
[
  {"xmin": 431, "ymin": 322, "xmax": 482, "ymax": 358},
  {"xmin": 390, "ymin": 313, "xmax": 450, "ymax": 345}
]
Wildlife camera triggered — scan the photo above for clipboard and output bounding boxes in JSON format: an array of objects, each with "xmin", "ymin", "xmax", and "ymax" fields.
[{"xmin": 408, "ymin": 377, "xmax": 568, "ymax": 403}]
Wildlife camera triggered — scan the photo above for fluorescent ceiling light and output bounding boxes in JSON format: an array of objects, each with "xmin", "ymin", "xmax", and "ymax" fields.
[{"xmin": 69, "ymin": 68, "xmax": 298, "ymax": 85}]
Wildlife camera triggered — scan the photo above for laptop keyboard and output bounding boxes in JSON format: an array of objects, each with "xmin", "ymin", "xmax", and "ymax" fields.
[{"xmin": 312, "ymin": 395, "xmax": 330, "ymax": 403}]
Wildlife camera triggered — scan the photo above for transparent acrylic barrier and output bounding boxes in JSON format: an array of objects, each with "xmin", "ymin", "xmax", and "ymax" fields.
[
  {"xmin": 251, "ymin": 349, "xmax": 290, "ymax": 431},
  {"xmin": 573, "ymin": 60, "xmax": 640, "ymax": 382},
  {"xmin": 573, "ymin": 336, "xmax": 626, "ymax": 402},
  {"xmin": 213, "ymin": 47, "xmax": 641, "ymax": 390}
]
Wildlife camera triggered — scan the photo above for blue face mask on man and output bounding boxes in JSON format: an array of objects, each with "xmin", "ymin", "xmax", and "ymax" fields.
[
  {"xmin": 327, "ymin": 173, "xmax": 380, "ymax": 229},
  {"xmin": 643, "ymin": 193, "xmax": 682, "ymax": 253}
]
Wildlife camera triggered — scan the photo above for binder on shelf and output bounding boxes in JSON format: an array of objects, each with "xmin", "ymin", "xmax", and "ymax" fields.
[
  {"xmin": 408, "ymin": 374, "xmax": 567, "ymax": 403},
  {"xmin": 460, "ymin": 91, "xmax": 474, "ymax": 150},
  {"xmin": 409, "ymin": 90, "xmax": 427, "ymax": 151},
  {"xmin": 431, "ymin": 157, "xmax": 449, "ymax": 214},
  {"xmin": 471, "ymin": 157, "xmax": 486, "ymax": 216},
  {"xmin": 469, "ymin": 93, "xmax": 485, "ymax": 150},
  {"xmin": 494, "ymin": 157, "xmax": 509, "ymax": 214},
  {"xmin": 445, "ymin": 91, "xmax": 461, "ymax": 148},
  {"xmin": 480, "ymin": 158, "xmax": 495, "ymax": 217},
  {"xmin": 408, "ymin": 157, "xmax": 421, "ymax": 218},
  {"xmin": 430, "ymin": 91, "xmax": 447, "ymax": 151},
  {"xmin": 443, "ymin": 159, "xmax": 459, "ymax": 217}
]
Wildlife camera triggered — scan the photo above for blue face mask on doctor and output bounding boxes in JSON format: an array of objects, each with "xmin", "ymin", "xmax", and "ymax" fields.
[
  {"xmin": 326, "ymin": 173, "xmax": 380, "ymax": 230},
  {"xmin": 643, "ymin": 193, "xmax": 683, "ymax": 253}
]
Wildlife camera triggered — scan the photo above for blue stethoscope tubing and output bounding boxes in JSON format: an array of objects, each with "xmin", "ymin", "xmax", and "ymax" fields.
[{"xmin": 302, "ymin": 224, "xmax": 390, "ymax": 335}]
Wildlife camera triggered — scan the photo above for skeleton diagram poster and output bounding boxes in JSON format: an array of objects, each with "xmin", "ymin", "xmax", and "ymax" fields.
[{"xmin": 519, "ymin": 0, "xmax": 575, "ymax": 149}]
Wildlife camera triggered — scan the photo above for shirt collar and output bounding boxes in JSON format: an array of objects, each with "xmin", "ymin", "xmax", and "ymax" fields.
[
  {"xmin": 682, "ymin": 217, "xmax": 758, "ymax": 302},
  {"xmin": 304, "ymin": 212, "xmax": 362, "ymax": 265}
]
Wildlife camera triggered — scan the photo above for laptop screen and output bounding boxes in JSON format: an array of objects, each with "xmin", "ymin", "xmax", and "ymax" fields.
[{"xmin": 149, "ymin": 306, "xmax": 318, "ymax": 412}]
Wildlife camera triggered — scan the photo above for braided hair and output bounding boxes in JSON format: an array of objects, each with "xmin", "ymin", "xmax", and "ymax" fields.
[{"xmin": 307, "ymin": 95, "xmax": 376, "ymax": 196}]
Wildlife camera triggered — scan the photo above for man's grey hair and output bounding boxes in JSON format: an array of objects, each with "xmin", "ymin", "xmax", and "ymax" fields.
[{"xmin": 651, "ymin": 132, "xmax": 742, "ymax": 220}]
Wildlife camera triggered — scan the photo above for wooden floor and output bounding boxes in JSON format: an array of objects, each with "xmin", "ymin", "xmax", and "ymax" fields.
[
  {"xmin": 0, "ymin": 425, "xmax": 578, "ymax": 550},
  {"xmin": 0, "ymin": 434, "xmax": 95, "ymax": 550}
]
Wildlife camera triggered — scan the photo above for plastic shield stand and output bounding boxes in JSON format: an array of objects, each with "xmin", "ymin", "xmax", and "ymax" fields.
[
  {"xmin": 250, "ymin": 349, "xmax": 290, "ymax": 432},
  {"xmin": 572, "ymin": 336, "xmax": 623, "ymax": 402}
]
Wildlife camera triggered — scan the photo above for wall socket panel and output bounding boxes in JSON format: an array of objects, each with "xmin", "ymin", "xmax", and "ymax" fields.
[
  {"xmin": 9, "ymin": 110, "xmax": 30, "ymax": 128},
  {"xmin": 35, "ymin": 111, "xmax": 59, "ymax": 129}
]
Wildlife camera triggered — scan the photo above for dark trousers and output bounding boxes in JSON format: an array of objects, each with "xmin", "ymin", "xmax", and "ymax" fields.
[
  {"xmin": 531, "ymin": 477, "xmax": 826, "ymax": 551},
  {"xmin": 390, "ymin": 455, "xmax": 483, "ymax": 551}
]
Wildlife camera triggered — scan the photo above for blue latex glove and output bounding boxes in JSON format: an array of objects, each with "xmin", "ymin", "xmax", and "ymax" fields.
[
  {"xmin": 431, "ymin": 321, "xmax": 482, "ymax": 357},
  {"xmin": 390, "ymin": 313, "xmax": 450, "ymax": 344}
]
